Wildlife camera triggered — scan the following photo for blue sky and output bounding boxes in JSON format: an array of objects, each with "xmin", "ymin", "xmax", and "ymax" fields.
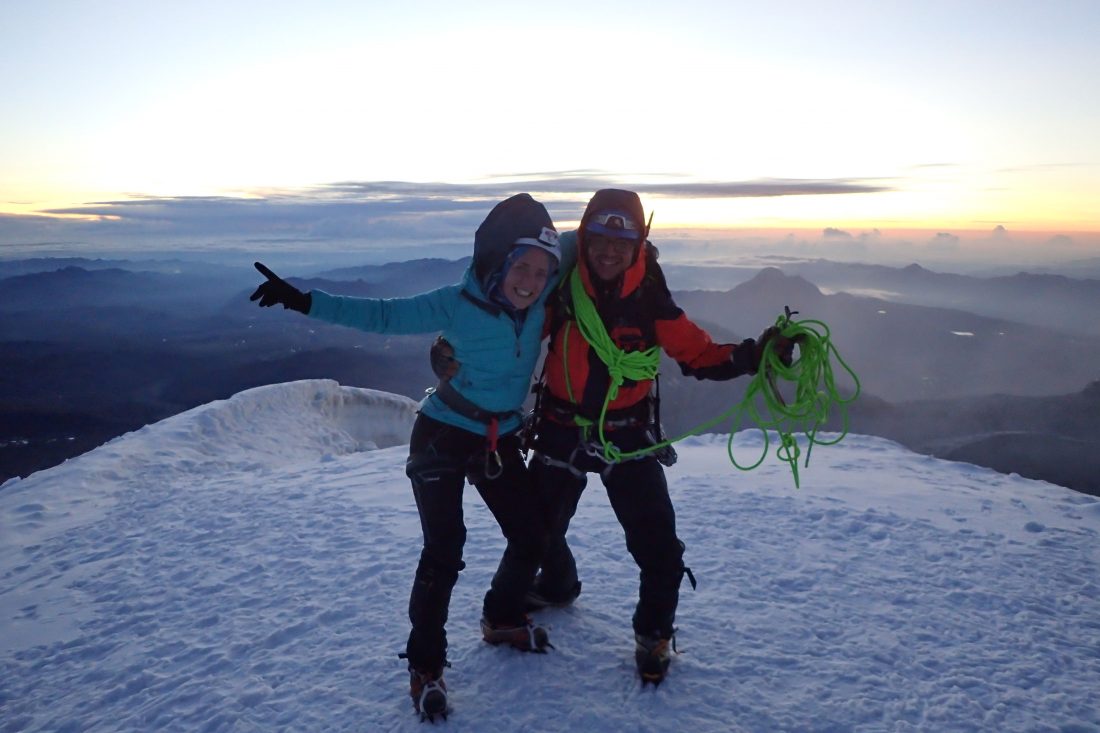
[{"xmin": 2, "ymin": 0, "xmax": 1098, "ymax": 261}]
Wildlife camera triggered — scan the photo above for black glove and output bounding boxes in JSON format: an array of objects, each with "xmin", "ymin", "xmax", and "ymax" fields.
[
  {"xmin": 250, "ymin": 261, "xmax": 311, "ymax": 314},
  {"xmin": 430, "ymin": 335, "xmax": 459, "ymax": 380},
  {"xmin": 755, "ymin": 326, "xmax": 795, "ymax": 369}
]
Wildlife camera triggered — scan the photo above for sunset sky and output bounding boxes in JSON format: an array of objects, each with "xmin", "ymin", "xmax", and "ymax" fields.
[{"xmin": 2, "ymin": 1, "xmax": 1098, "ymax": 261}]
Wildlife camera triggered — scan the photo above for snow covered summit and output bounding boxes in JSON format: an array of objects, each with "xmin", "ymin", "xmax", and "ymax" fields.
[{"xmin": 2, "ymin": 379, "xmax": 1098, "ymax": 732}]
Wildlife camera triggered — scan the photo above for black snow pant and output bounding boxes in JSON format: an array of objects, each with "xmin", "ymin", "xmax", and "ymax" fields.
[
  {"xmin": 403, "ymin": 414, "xmax": 548, "ymax": 674},
  {"xmin": 529, "ymin": 419, "xmax": 687, "ymax": 639}
]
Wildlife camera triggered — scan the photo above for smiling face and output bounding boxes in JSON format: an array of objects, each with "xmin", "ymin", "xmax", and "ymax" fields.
[
  {"xmin": 585, "ymin": 233, "xmax": 638, "ymax": 282},
  {"xmin": 500, "ymin": 246, "xmax": 554, "ymax": 310}
]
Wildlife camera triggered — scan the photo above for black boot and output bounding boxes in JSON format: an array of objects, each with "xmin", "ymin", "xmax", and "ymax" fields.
[
  {"xmin": 408, "ymin": 665, "xmax": 448, "ymax": 721},
  {"xmin": 634, "ymin": 632, "xmax": 673, "ymax": 686},
  {"xmin": 480, "ymin": 615, "xmax": 552, "ymax": 653}
]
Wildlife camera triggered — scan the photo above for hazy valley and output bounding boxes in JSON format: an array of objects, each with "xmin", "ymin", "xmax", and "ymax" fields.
[{"xmin": 3, "ymin": 254, "xmax": 1098, "ymax": 496}]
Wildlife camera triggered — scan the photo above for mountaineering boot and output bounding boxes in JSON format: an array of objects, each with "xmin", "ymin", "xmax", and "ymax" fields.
[
  {"xmin": 634, "ymin": 632, "xmax": 672, "ymax": 686},
  {"xmin": 480, "ymin": 615, "xmax": 552, "ymax": 653},
  {"xmin": 524, "ymin": 580, "xmax": 582, "ymax": 611},
  {"xmin": 409, "ymin": 666, "xmax": 448, "ymax": 722}
]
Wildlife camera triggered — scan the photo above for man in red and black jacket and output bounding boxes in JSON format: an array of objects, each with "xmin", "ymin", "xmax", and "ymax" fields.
[{"xmin": 527, "ymin": 188, "xmax": 788, "ymax": 685}]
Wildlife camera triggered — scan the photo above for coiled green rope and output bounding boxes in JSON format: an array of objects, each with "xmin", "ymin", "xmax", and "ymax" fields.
[
  {"xmin": 564, "ymin": 268, "xmax": 861, "ymax": 486},
  {"xmin": 724, "ymin": 314, "xmax": 861, "ymax": 487}
]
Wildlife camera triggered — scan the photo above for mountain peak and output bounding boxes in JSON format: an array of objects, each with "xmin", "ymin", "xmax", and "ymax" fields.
[
  {"xmin": 734, "ymin": 267, "xmax": 824, "ymax": 301},
  {"xmin": 1083, "ymin": 379, "xmax": 1100, "ymax": 403}
]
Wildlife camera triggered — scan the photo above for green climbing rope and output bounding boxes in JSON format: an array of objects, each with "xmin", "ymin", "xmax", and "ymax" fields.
[
  {"xmin": 564, "ymin": 268, "xmax": 861, "ymax": 486},
  {"xmin": 722, "ymin": 314, "xmax": 861, "ymax": 488}
]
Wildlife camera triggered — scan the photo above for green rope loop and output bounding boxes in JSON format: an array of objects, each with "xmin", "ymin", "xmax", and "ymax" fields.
[{"xmin": 723, "ymin": 315, "xmax": 861, "ymax": 487}]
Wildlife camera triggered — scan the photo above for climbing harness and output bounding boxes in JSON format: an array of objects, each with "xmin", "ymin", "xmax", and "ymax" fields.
[{"xmin": 431, "ymin": 379, "xmax": 517, "ymax": 480}]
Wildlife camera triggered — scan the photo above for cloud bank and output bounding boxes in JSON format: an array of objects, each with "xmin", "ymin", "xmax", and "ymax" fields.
[
  {"xmin": 2, "ymin": 174, "xmax": 1095, "ymax": 271},
  {"xmin": 2, "ymin": 173, "xmax": 889, "ymax": 249}
]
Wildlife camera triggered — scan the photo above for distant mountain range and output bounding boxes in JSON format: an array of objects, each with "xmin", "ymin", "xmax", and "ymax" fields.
[
  {"xmin": 3, "ymin": 255, "xmax": 1097, "ymax": 496},
  {"xmin": 664, "ymin": 259, "xmax": 1100, "ymax": 336}
]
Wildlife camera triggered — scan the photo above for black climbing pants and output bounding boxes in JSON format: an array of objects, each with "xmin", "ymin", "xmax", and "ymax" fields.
[
  {"xmin": 529, "ymin": 419, "xmax": 686, "ymax": 639},
  {"xmin": 403, "ymin": 414, "xmax": 547, "ymax": 673}
]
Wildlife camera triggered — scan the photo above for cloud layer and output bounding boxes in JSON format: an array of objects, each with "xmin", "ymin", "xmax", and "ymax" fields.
[
  {"xmin": 4, "ymin": 174, "xmax": 1095, "ymax": 271},
  {"xmin": 2, "ymin": 173, "xmax": 890, "ymax": 247}
]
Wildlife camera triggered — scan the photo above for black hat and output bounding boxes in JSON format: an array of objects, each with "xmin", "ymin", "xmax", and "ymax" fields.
[{"xmin": 473, "ymin": 193, "xmax": 559, "ymax": 285}]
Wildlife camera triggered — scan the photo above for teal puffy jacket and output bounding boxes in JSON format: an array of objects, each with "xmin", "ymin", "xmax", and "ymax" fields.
[{"xmin": 307, "ymin": 235, "xmax": 575, "ymax": 437}]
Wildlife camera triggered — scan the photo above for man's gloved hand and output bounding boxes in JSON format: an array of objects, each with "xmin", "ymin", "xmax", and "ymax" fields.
[
  {"xmin": 250, "ymin": 262, "xmax": 311, "ymax": 314},
  {"xmin": 430, "ymin": 336, "xmax": 460, "ymax": 380},
  {"xmin": 755, "ymin": 325, "xmax": 795, "ymax": 370}
]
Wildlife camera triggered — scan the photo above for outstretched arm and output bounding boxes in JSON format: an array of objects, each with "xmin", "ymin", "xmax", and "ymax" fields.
[
  {"xmin": 251, "ymin": 260, "xmax": 459, "ymax": 334},
  {"xmin": 643, "ymin": 256, "xmax": 793, "ymax": 379},
  {"xmin": 658, "ymin": 315, "xmax": 794, "ymax": 380},
  {"xmin": 308, "ymin": 284, "xmax": 459, "ymax": 335}
]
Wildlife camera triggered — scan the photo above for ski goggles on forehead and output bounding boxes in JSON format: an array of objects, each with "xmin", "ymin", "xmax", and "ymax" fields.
[{"xmin": 585, "ymin": 210, "xmax": 642, "ymax": 240}]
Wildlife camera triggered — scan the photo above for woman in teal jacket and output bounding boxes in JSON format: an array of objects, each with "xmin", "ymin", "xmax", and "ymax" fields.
[{"xmin": 251, "ymin": 193, "xmax": 574, "ymax": 720}]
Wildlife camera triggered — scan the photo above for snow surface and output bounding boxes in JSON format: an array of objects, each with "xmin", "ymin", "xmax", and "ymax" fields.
[{"xmin": 2, "ymin": 379, "xmax": 1098, "ymax": 732}]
